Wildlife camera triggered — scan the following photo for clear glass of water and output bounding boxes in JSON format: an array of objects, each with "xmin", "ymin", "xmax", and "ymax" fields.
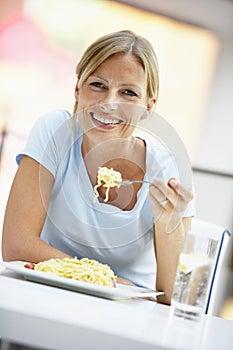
[{"xmin": 170, "ymin": 230, "xmax": 219, "ymax": 321}]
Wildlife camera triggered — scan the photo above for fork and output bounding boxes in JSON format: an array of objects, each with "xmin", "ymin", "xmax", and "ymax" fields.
[{"xmin": 118, "ymin": 179, "xmax": 152, "ymax": 186}]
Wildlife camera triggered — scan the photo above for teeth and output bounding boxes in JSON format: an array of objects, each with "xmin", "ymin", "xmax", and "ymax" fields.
[{"xmin": 91, "ymin": 113, "xmax": 121, "ymax": 125}]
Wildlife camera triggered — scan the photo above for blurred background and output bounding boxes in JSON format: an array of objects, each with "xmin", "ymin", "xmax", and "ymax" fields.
[{"xmin": 0, "ymin": 0, "xmax": 232, "ymax": 319}]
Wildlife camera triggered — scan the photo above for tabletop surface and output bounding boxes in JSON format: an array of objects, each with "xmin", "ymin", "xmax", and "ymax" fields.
[{"xmin": 0, "ymin": 267, "xmax": 233, "ymax": 350}]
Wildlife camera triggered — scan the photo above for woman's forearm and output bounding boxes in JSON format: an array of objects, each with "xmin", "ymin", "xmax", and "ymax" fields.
[
  {"xmin": 2, "ymin": 234, "xmax": 71, "ymax": 263},
  {"xmin": 154, "ymin": 219, "xmax": 183, "ymax": 304},
  {"xmin": 154, "ymin": 216, "xmax": 191, "ymax": 305},
  {"xmin": 1, "ymin": 156, "xmax": 63, "ymax": 263}
]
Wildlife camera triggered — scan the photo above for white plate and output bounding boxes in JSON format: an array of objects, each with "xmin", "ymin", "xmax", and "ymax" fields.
[{"xmin": 1, "ymin": 261, "xmax": 164, "ymax": 300}]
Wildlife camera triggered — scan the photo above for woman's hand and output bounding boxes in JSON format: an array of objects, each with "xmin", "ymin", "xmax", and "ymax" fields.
[
  {"xmin": 149, "ymin": 177, "xmax": 193, "ymax": 233},
  {"xmin": 117, "ymin": 277, "xmax": 136, "ymax": 286}
]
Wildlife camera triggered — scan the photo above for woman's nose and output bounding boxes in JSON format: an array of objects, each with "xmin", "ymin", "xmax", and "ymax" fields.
[{"xmin": 99, "ymin": 90, "xmax": 119, "ymax": 111}]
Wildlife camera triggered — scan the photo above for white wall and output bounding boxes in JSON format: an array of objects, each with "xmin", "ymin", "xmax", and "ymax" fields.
[
  {"xmin": 193, "ymin": 171, "xmax": 233, "ymax": 231},
  {"xmin": 195, "ymin": 36, "xmax": 233, "ymax": 175}
]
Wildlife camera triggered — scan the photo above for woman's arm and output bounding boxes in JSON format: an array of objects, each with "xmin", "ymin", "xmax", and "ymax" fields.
[
  {"xmin": 2, "ymin": 155, "xmax": 71, "ymax": 262},
  {"xmin": 149, "ymin": 177, "xmax": 193, "ymax": 305},
  {"xmin": 154, "ymin": 216, "xmax": 191, "ymax": 305}
]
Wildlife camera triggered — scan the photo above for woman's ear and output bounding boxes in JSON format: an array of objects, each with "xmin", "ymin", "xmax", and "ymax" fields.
[
  {"xmin": 140, "ymin": 98, "xmax": 156, "ymax": 120},
  {"xmin": 147, "ymin": 98, "xmax": 157, "ymax": 111},
  {"xmin": 75, "ymin": 82, "xmax": 79, "ymax": 101}
]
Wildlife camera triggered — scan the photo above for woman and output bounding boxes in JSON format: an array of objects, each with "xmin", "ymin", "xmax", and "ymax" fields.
[{"xmin": 2, "ymin": 30, "xmax": 194, "ymax": 305}]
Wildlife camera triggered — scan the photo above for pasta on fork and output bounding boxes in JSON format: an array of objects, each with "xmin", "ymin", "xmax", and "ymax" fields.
[{"xmin": 93, "ymin": 166, "xmax": 122, "ymax": 202}]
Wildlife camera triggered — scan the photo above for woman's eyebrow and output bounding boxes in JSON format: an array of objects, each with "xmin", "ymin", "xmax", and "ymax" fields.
[
  {"xmin": 88, "ymin": 75, "xmax": 108, "ymax": 83},
  {"xmin": 120, "ymin": 83, "xmax": 142, "ymax": 90},
  {"xmin": 89, "ymin": 75, "xmax": 141, "ymax": 89}
]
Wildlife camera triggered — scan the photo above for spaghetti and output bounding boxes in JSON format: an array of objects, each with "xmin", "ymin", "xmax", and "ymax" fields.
[
  {"xmin": 93, "ymin": 166, "xmax": 122, "ymax": 202},
  {"xmin": 35, "ymin": 257, "xmax": 117, "ymax": 287}
]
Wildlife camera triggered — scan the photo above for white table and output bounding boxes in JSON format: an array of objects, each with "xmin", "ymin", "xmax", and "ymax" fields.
[{"xmin": 0, "ymin": 268, "xmax": 233, "ymax": 350}]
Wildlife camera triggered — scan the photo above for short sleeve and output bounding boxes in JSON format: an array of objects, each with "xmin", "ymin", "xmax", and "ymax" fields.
[{"xmin": 16, "ymin": 110, "xmax": 72, "ymax": 177}]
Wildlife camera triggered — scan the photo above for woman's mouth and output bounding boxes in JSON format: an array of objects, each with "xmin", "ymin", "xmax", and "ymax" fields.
[{"xmin": 90, "ymin": 112, "xmax": 123, "ymax": 128}]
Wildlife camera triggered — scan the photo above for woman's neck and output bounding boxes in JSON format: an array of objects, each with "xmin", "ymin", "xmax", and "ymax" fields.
[{"xmin": 82, "ymin": 134, "xmax": 136, "ymax": 161}]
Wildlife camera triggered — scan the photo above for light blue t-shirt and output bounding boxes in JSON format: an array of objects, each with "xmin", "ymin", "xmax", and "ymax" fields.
[{"xmin": 17, "ymin": 109, "xmax": 195, "ymax": 289}]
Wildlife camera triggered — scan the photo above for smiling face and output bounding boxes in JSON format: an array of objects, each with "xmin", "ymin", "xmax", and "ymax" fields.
[{"xmin": 75, "ymin": 53, "xmax": 155, "ymax": 142}]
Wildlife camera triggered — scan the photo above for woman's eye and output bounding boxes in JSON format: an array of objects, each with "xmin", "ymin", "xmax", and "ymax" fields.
[
  {"xmin": 90, "ymin": 82, "xmax": 105, "ymax": 89},
  {"xmin": 123, "ymin": 90, "xmax": 137, "ymax": 97}
]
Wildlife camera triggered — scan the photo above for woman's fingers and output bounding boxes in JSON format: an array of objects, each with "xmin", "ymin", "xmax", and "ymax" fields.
[
  {"xmin": 149, "ymin": 177, "xmax": 193, "ymax": 211},
  {"xmin": 150, "ymin": 178, "xmax": 173, "ymax": 206},
  {"xmin": 149, "ymin": 179, "xmax": 167, "ymax": 204},
  {"xmin": 168, "ymin": 178, "xmax": 194, "ymax": 203},
  {"xmin": 117, "ymin": 277, "xmax": 135, "ymax": 286},
  {"xmin": 149, "ymin": 177, "xmax": 194, "ymax": 233}
]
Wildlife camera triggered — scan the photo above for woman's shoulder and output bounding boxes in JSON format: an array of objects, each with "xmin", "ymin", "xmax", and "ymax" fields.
[
  {"xmin": 29, "ymin": 109, "xmax": 78, "ymax": 141},
  {"xmin": 35, "ymin": 109, "xmax": 72, "ymax": 129}
]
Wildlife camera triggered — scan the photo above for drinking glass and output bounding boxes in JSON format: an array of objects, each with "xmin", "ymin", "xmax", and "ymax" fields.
[{"xmin": 170, "ymin": 230, "xmax": 219, "ymax": 321}]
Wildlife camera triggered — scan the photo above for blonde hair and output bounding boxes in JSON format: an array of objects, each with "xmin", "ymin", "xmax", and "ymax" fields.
[{"xmin": 72, "ymin": 30, "xmax": 159, "ymax": 124}]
